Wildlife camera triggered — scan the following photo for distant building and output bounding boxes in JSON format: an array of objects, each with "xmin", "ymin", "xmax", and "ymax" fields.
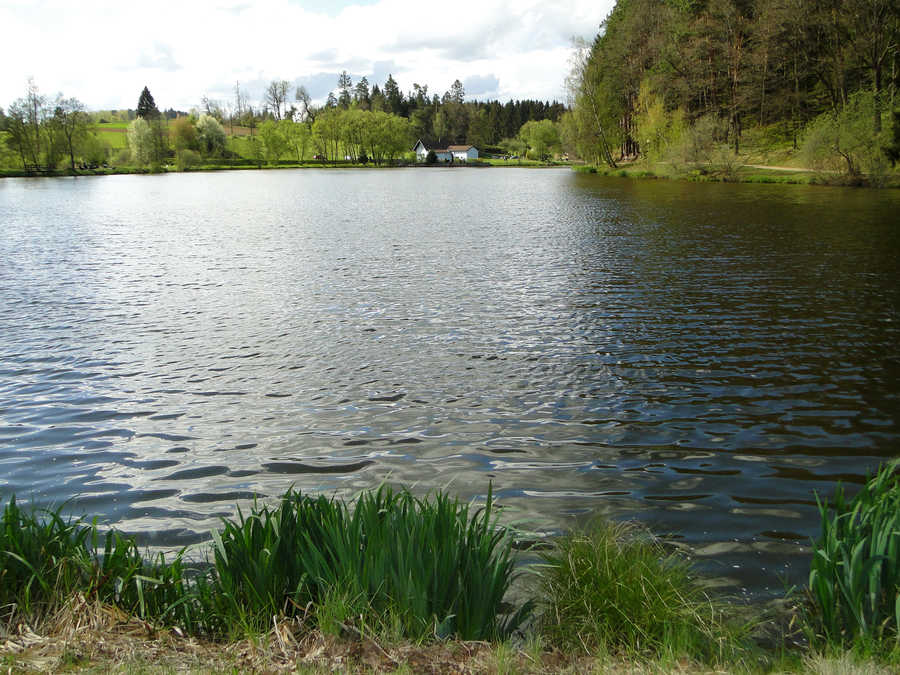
[{"xmin": 413, "ymin": 139, "xmax": 479, "ymax": 163}]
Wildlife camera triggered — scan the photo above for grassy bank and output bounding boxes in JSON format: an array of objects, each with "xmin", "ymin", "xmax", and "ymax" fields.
[
  {"xmin": 573, "ymin": 123, "xmax": 900, "ymax": 188},
  {"xmin": 2, "ymin": 463, "xmax": 898, "ymax": 673}
]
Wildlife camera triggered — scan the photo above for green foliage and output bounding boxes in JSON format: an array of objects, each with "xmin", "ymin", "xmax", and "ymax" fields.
[
  {"xmin": 176, "ymin": 148, "xmax": 201, "ymax": 170},
  {"xmin": 802, "ymin": 91, "xmax": 892, "ymax": 184},
  {"xmin": 567, "ymin": 0, "xmax": 900, "ymax": 174},
  {"xmin": 425, "ymin": 149, "xmax": 437, "ymax": 164},
  {"xmin": 667, "ymin": 114, "xmax": 721, "ymax": 173},
  {"xmin": 196, "ymin": 115, "xmax": 225, "ymax": 157},
  {"xmin": 205, "ymin": 486, "xmax": 527, "ymax": 641},
  {"xmin": 884, "ymin": 110, "xmax": 900, "ymax": 167},
  {"xmin": 804, "ymin": 459, "xmax": 900, "ymax": 652},
  {"xmin": 0, "ymin": 497, "xmax": 193, "ymax": 629},
  {"xmin": 1, "ymin": 487, "xmax": 526, "ymax": 642},
  {"xmin": 518, "ymin": 119, "xmax": 560, "ymax": 161},
  {"xmin": 171, "ymin": 116, "xmax": 199, "ymax": 154},
  {"xmin": 127, "ymin": 117, "xmax": 153, "ymax": 166},
  {"xmin": 538, "ymin": 520, "xmax": 749, "ymax": 663},
  {"xmin": 634, "ymin": 83, "xmax": 686, "ymax": 164},
  {"xmin": 258, "ymin": 120, "xmax": 289, "ymax": 164}
]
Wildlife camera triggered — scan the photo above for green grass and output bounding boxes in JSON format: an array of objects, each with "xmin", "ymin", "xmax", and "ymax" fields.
[
  {"xmin": 537, "ymin": 519, "xmax": 752, "ymax": 665},
  {"xmin": 804, "ymin": 459, "xmax": 900, "ymax": 653},
  {"xmin": 94, "ymin": 123, "xmax": 128, "ymax": 149}
]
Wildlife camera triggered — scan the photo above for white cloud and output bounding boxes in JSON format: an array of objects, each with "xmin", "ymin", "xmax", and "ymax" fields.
[{"xmin": 0, "ymin": 0, "xmax": 613, "ymax": 111}]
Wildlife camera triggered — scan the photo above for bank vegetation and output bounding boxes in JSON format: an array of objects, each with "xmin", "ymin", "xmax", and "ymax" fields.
[{"xmin": 2, "ymin": 461, "xmax": 898, "ymax": 673}]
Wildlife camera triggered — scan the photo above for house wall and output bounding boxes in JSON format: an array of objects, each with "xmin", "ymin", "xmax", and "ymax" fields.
[{"xmin": 450, "ymin": 147, "xmax": 479, "ymax": 162}]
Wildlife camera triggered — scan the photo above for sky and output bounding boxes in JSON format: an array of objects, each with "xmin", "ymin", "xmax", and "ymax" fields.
[{"xmin": 0, "ymin": 0, "xmax": 615, "ymax": 113}]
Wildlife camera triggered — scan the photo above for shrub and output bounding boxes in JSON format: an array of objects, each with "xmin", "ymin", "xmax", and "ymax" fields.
[
  {"xmin": 425, "ymin": 149, "xmax": 437, "ymax": 164},
  {"xmin": 538, "ymin": 520, "xmax": 749, "ymax": 663},
  {"xmin": 176, "ymin": 149, "xmax": 201, "ymax": 171},
  {"xmin": 113, "ymin": 148, "xmax": 132, "ymax": 165},
  {"xmin": 802, "ymin": 91, "xmax": 892, "ymax": 185},
  {"xmin": 804, "ymin": 459, "xmax": 900, "ymax": 652}
]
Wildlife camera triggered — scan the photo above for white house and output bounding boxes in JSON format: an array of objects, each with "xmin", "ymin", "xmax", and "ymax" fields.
[
  {"xmin": 448, "ymin": 145, "xmax": 479, "ymax": 162},
  {"xmin": 413, "ymin": 139, "xmax": 478, "ymax": 163}
]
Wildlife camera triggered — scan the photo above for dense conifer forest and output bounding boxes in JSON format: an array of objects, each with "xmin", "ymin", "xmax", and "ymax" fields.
[{"xmin": 561, "ymin": 0, "xmax": 900, "ymax": 183}]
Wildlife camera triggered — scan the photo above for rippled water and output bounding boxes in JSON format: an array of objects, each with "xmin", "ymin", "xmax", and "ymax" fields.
[{"xmin": 1, "ymin": 168, "xmax": 898, "ymax": 599}]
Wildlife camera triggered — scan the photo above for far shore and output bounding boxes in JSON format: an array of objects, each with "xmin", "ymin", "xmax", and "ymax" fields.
[
  {"xmin": 0, "ymin": 157, "xmax": 571, "ymax": 179},
  {"xmin": 4, "ymin": 159, "xmax": 896, "ymax": 188}
]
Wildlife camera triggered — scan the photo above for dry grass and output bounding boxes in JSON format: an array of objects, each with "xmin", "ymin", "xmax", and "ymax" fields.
[{"xmin": 2, "ymin": 600, "xmax": 735, "ymax": 674}]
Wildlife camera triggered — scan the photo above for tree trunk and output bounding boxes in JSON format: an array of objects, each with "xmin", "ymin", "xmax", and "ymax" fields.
[{"xmin": 874, "ymin": 63, "xmax": 882, "ymax": 134}]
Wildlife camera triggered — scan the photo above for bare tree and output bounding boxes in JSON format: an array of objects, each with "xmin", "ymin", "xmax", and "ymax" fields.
[
  {"xmin": 265, "ymin": 80, "xmax": 290, "ymax": 120},
  {"xmin": 233, "ymin": 81, "xmax": 246, "ymax": 132},
  {"xmin": 295, "ymin": 85, "xmax": 315, "ymax": 125}
]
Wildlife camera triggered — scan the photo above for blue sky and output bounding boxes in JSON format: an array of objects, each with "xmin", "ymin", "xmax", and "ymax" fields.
[{"xmin": 0, "ymin": 0, "xmax": 614, "ymax": 112}]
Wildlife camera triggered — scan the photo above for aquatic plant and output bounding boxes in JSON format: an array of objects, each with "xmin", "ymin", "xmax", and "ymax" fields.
[
  {"xmin": 805, "ymin": 459, "xmax": 900, "ymax": 651},
  {"xmin": 0, "ymin": 496, "xmax": 195, "ymax": 629},
  {"xmin": 1, "ymin": 486, "xmax": 527, "ymax": 642},
  {"xmin": 205, "ymin": 485, "xmax": 528, "ymax": 640}
]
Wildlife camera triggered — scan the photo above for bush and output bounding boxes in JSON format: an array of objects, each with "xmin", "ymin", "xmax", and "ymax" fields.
[
  {"xmin": 176, "ymin": 149, "xmax": 201, "ymax": 171},
  {"xmin": 802, "ymin": 91, "xmax": 892, "ymax": 185},
  {"xmin": 425, "ymin": 149, "xmax": 437, "ymax": 164},
  {"xmin": 804, "ymin": 459, "xmax": 900, "ymax": 652}
]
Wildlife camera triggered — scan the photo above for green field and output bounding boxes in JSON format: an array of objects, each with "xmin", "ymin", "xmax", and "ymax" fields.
[{"xmin": 94, "ymin": 122, "xmax": 128, "ymax": 149}]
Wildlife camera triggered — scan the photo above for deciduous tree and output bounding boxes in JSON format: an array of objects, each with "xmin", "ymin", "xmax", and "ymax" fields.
[{"xmin": 52, "ymin": 96, "xmax": 90, "ymax": 171}]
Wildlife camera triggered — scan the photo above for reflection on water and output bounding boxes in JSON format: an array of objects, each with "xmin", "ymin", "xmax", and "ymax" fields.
[{"xmin": 1, "ymin": 169, "xmax": 898, "ymax": 599}]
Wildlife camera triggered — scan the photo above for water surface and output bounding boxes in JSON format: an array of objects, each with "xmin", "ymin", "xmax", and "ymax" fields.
[{"xmin": 1, "ymin": 168, "xmax": 898, "ymax": 600}]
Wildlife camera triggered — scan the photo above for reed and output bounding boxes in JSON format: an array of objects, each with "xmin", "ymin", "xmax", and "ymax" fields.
[
  {"xmin": 537, "ymin": 519, "xmax": 750, "ymax": 664},
  {"xmin": 805, "ymin": 459, "xmax": 900, "ymax": 651},
  {"xmin": 203, "ymin": 485, "xmax": 528, "ymax": 640},
  {"xmin": 0, "ymin": 496, "xmax": 196, "ymax": 629}
]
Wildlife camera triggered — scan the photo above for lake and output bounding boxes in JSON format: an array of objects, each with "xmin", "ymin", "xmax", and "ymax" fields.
[{"xmin": 1, "ymin": 168, "xmax": 898, "ymax": 601}]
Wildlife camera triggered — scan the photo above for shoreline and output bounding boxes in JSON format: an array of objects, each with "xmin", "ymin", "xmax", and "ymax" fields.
[
  {"xmin": 3, "ymin": 471, "xmax": 899, "ymax": 674},
  {"xmin": 0, "ymin": 158, "xmax": 568, "ymax": 179},
  {"xmin": 574, "ymin": 162, "xmax": 900, "ymax": 189},
  {"xmin": 5, "ymin": 160, "xmax": 896, "ymax": 188}
]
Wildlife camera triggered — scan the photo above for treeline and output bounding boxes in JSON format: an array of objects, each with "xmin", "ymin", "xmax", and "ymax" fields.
[
  {"xmin": 212, "ymin": 73, "xmax": 565, "ymax": 150},
  {"xmin": 563, "ymin": 0, "xmax": 900, "ymax": 182},
  {"xmin": 0, "ymin": 73, "xmax": 568, "ymax": 172},
  {"xmin": 0, "ymin": 79, "xmax": 103, "ymax": 171}
]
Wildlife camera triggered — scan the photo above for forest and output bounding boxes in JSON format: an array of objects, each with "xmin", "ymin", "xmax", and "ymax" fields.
[
  {"xmin": 561, "ymin": 0, "xmax": 900, "ymax": 184},
  {"xmin": 0, "ymin": 73, "xmax": 566, "ymax": 173}
]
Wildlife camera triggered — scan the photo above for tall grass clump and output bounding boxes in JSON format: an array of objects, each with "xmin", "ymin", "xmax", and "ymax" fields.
[
  {"xmin": 205, "ymin": 485, "xmax": 529, "ymax": 641},
  {"xmin": 0, "ymin": 496, "xmax": 194, "ymax": 629},
  {"xmin": 805, "ymin": 459, "xmax": 900, "ymax": 652},
  {"xmin": 538, "ymin": 519, "xmax": 749, "ymax": 664}
]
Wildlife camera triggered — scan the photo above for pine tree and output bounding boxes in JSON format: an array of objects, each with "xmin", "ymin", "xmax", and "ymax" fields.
[{"xmin": 137, "ymin": 87, "xmax": 160, "ymax": 120}]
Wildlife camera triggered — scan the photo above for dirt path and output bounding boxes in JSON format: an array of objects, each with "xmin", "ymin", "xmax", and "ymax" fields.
[{"xmin": 742, "ymin": 164, "xmax": 813, "ymax": 172}]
